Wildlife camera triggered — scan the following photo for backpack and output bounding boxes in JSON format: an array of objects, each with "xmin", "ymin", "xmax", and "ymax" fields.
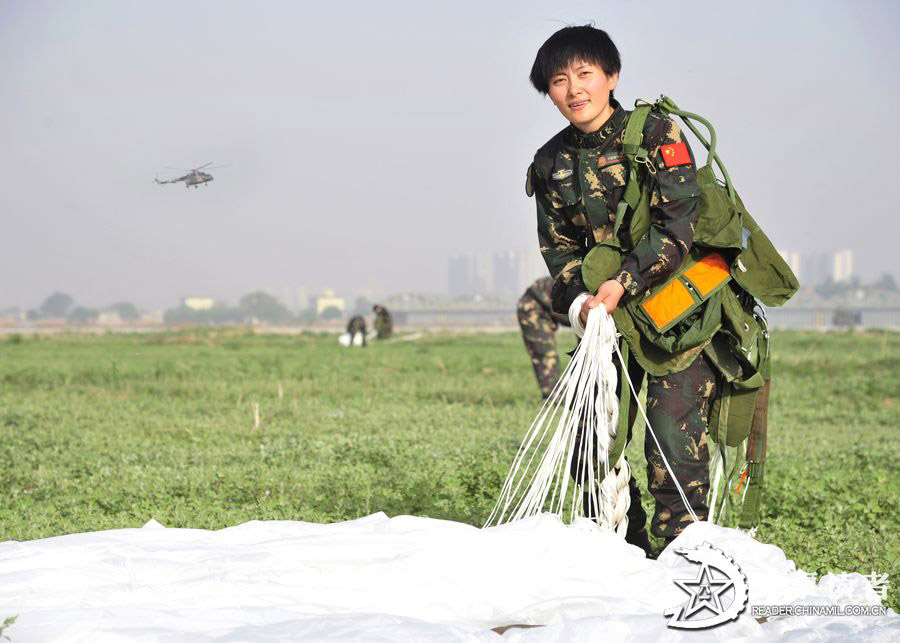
[{"xmin": 581, "ymin": 96, "xmax": 799, "ymax": 528}]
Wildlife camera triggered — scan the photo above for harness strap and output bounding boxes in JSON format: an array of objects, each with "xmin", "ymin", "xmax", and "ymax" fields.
[
  {"xmin": 615, "ymin": 104, "xmax": 652, "ymax": 229},
  {"xmin": 716, "ymin": 382, "xmax": 732, "ymax": 448},
  {"xmin": 739, "ymin": 379, "xmax": 770, "ymax": 528}
]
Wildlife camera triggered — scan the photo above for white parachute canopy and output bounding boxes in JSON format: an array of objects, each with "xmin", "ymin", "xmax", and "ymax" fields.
[{"xmin": 0, "ymin": 514, "xmax": 895, "ymax": 641}]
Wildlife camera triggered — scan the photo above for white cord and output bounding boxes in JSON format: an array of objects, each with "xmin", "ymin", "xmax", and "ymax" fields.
[
  {"xmin": 488, "ymin": 305, "xmax": 701, "ymax": 532},
  {"xmin": 487, "ymin": 307, "xmax": 630, "ymax": 532}
]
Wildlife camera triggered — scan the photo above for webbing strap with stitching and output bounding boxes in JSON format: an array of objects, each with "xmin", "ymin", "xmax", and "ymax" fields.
[
  {"xmin": 619, "ymin": 104, "xmax": 652, "ymax": 221},
  {"xmin": 608, "ymin": 103, "xmax": 651, "ymax": 247}
]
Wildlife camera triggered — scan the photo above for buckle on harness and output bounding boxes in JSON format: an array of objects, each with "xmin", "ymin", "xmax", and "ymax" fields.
[{"xmin": 634, "ymin": 153, "xmax": 657, "ymax": 175}]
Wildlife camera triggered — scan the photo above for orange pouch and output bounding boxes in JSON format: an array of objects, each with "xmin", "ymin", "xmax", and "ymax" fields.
[{"xmin": 639, "ymin": 252, "xmax": 731, "ymax": 333}]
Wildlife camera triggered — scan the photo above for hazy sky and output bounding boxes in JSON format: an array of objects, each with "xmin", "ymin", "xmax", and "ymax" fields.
[{"xmin": 2, "ymin": 0, "xmax": 898, "ymax": 311}]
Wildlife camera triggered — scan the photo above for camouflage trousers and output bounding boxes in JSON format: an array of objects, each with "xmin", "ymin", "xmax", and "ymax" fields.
[
  {"xmin": 571, "ymin": 349, "xmax": 716, "ymax": 541},
  {"xmin": 516, "ymin": 294, "xmax": 560, "ymax": 398}
]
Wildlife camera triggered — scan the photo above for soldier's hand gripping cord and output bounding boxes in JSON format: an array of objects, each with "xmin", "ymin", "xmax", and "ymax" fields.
[{"xmin": 579, "ymin": 279, "xmax": 625, "ymax": 325}]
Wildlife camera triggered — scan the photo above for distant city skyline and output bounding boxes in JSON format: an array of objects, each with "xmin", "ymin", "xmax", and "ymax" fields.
[
  {"xmin": 2, "ymin": 1, "xmax": 898, "ymax": 311},
  {"xmin": 778, "ymin": 248, "xmax": 856, "ymax": 287},
  {"xmin": 449, "ymin": 249, "xmax": 547, "ymax": 298}
]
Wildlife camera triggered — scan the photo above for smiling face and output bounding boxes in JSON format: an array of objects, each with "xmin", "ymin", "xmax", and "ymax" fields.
[{"xmin": 547, "ymin": 61, "xmax": 619, "ymax": 133}]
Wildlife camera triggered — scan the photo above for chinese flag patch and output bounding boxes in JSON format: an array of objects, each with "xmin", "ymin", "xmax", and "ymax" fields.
[{"xmin": 660, "ymin": 142, "xmax": 691, "ymax": 168}]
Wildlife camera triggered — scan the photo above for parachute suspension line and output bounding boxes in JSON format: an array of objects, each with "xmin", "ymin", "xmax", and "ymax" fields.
[
  {"xmin": 611, "ymin": 337, "xmax": 700, "ymax": 524},
  {"xmin": 708, "ymin": 444, "xmax": 726, "ymax": 523},
  {"xmin": 708, "ymin": 445, "xmax": 722, "ymax": 522},
  {"xmin": 708, "ymin": 440, "xmax": 751, "ymax": 527},
  {"xmin": 485, "ymin": 307, "xmax": 631, "ymax": 533}
]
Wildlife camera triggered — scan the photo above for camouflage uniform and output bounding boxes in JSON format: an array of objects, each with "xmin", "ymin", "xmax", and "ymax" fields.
[
  {"xmin": 529, "ymin": 98, "xmax": 711, "ymax": 541},
  {"xmin": 517, "ymin": 276, "xmax": 571, "ymax": 398},
  {"xmin": 346, "ymin": 315, "xmax": 367, "ymax": 347},
  {"xmin": 373, "ymin": 305, "xmax": 393, "ymax": 340}
]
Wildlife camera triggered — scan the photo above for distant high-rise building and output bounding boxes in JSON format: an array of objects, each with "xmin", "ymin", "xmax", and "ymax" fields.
[
  {"xmin": 449, "ymin": 249, "xmax": 548, "ymax": 297},
  {"xmin": 777, "ymin": 250, "xmax": 854, "ymax": 286},
  {"xmin": 832, "ymin": 249, "xmax": 853, "ymax": 283},
  {"xmin": 449, "ymin": 252, "xmax": 490, "ymax": 297}
]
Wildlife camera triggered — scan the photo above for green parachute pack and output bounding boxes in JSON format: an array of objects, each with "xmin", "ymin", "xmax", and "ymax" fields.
[{"xmin": 582, "ymin": 96, "xmax": 799, "ymax": 529}]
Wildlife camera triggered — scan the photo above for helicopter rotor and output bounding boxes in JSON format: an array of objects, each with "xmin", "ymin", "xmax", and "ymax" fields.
[{"xmin": 163, "ymin": 162, "xmax": 228, "ymax": 172}]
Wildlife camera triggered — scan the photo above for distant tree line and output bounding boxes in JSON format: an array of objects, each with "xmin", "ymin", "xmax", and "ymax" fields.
[
  {"xmin": 813, "ymin": 273, "xmax": 898, "ymax": 298},
  {"xmin": 22, "ymin": 290, "xmax": 350, "ymax": 325},
  {"xmin": 163, "ymin": 291, "xmax": 322, "ymax": 325},
  {"xmin": 26, "ymin": 292, "xmax": 140, "ymax": 323}
]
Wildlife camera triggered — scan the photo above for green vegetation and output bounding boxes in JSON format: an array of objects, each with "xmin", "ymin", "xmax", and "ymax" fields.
[
  {"xmin": 0, "ymin": 329, "xmax": 897, "ymax": 610},
  {"xmin": 0, "ymin": 615, "xmax": 17, "ymax": 641}
]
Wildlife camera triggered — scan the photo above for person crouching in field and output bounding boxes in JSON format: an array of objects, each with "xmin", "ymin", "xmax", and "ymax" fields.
[
  {"xmin": 346, "ymin": 315, "xmax": 368, "ymax": 347},
  {"xmin": 526, "ymin": 25, "xmax": 714, "ymax": 557}
]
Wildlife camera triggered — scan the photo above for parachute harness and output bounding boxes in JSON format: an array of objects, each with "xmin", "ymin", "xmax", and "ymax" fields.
[{"xmin": 486, "ymin": 307, "xmax": 698, "ymax": 533}]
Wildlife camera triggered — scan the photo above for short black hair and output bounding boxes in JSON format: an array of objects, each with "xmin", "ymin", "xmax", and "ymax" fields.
[{"xmin": 529, "ymin": 25, "xmax": 621, "ymax": 96}]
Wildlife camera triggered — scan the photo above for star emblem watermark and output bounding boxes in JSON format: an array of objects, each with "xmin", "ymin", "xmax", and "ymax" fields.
[{"xmin": 664, "ymin": 542, "xmax": 748, "ymax": 630}]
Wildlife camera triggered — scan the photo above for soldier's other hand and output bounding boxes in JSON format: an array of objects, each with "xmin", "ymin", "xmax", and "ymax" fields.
[{"xmin": 579, "ymin": 280, "xmax": 625, "ymax": 325}]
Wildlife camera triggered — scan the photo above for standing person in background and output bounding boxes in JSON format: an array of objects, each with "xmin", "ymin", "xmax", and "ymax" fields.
[
  {"xmin": 517, "ymin": 276, "xmax": 571, "ymax": 399},
  {"xmin": 372, "ymin": 304, "xmax": 393, "ymax": 340}
]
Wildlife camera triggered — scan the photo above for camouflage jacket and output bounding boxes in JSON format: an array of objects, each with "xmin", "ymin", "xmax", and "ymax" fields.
[
  {"xmin": 524, "ymin": 276, "xmax": 571, "ymax": 327},
  {"xmin": 527, "ymin": 99, "xmax": 701, "ymax": 315}
]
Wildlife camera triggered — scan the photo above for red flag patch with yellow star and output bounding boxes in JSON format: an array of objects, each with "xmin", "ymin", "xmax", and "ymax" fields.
[{"xmin": 660, "ymin": 142, "xmax": 691, "ymax": 168}]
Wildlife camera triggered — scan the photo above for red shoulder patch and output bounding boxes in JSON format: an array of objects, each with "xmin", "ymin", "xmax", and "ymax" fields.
[{"xmin": 660, "ymin": 142, "xmax": 691, "ymax": 168}]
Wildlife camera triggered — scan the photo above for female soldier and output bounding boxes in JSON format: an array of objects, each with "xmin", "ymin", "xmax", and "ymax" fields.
[{"xmin": 527, "ymin": 25, "xmax": 716, "ymax": 556}]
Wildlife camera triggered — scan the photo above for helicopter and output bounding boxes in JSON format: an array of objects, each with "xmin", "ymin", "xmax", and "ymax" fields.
[{"xmin": 154, "ymin": 162, "xmax": 226, "ymax": 188}]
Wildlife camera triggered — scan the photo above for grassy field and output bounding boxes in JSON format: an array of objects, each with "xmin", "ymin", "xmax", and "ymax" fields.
[{"xmin": 1, "ymin": 329, "xmax": 897, "ymax": 610}]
